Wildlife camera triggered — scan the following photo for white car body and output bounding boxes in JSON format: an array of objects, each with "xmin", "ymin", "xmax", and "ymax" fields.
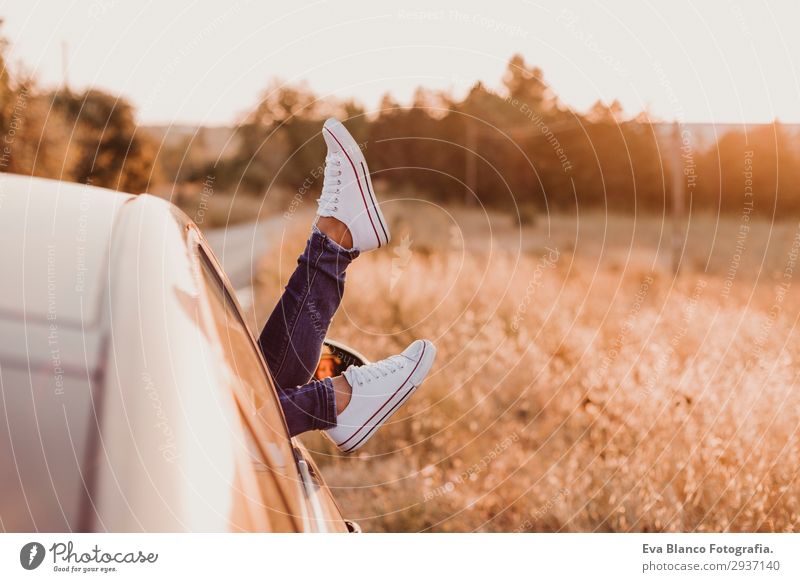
[{"xmin": 0, "ymin": 174, "xmax": 351, "ymax": 533}]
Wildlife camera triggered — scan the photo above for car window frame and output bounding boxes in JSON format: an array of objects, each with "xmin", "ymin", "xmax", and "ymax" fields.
[
  {"xmin": 193, "ymin": 238, "xmax": 318, "ymax": 531},
  {"xmin": 195, "ymin": 242, "xmax": 293, "ymax": 435}
]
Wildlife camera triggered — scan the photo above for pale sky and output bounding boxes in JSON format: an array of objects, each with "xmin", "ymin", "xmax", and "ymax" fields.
[{"xmin": 2, "ymin": 0, "xmax": 799, "ymax": 125}]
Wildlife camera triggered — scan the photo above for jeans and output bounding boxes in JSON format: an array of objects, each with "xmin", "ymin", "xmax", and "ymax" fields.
[{"xmin": 257, "ymin": 226, "xmax": 358, "ymax": 437}]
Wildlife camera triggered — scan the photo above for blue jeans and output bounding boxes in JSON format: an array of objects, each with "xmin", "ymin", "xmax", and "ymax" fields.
[{"xmin": 257, "ymin": 226, "xmax": 358, "ymax": 437}]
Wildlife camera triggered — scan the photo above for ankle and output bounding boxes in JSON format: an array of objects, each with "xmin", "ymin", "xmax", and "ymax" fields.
[
  {"xmin": 316, "ymin": 216, "xmax": 353, "ymax": 250},
  {"xmin": 331, "ymin": 375, "xmax": 352, "ymax": 415}
]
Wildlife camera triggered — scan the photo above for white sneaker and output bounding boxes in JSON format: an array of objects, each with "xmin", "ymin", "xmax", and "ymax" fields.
[
  {"xmin": 318, "ymin": 118, "xmax": 390, "ymax": 252},
  {"xmin": 325, "ymin": 339, "xmax": 436, "ymax": 453}
]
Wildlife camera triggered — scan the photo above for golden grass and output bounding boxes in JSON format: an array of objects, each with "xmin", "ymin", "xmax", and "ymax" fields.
[{"xmin": 251, "ymin": 202, "xmax": 800, "ymax": 532}]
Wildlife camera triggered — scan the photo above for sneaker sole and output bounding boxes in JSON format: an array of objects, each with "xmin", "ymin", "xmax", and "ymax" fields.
[
  {"xmin": 323, "ymin": 126, "xmax": 390, "ymax": 248},
  {"xmin": 339, "ymin": 382, "xmax": 419, "ymax": 453},
  {"xmin": 333, "ymin": 341, "xmax": 434, "ymax": 453}
]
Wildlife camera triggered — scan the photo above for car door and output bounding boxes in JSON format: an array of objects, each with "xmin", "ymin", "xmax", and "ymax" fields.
[{"xmin": 193, "ymin": 235, "xmax": 347, "ymax": 532}]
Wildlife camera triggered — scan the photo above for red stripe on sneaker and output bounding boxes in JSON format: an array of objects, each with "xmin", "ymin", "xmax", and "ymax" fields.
[
  {"xmin": 335, "ymin": 343, "xmax": 428, "ymax": 449},
  {"xmin": 324, "ymin": 126, "xmax": 382, "ymax": 248},
  {"xmin": 343, "ymin": 386, "xmax": 416, "ymax": 453},
  {"xmin": 361, "ymin": 162, "xmax": 389, "ymax": 245}
]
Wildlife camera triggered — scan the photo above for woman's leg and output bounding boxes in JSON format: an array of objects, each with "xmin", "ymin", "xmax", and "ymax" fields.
[
  {"xmin": 258, "ymin": 117, "xmax": 397, "ymax": 438},
  {"xmin": 274, "ymin": 375, "xmax": 352, "ymax": 437},
  {"xmin": 257, "ymin": 224, "xmax": 357, "ymax": 392},
  {"xmin": 258, "ymin": 220, "xmax": 356, "ymax": 437},
  {"xmin": 274, "ymin": 376, "xmax": 336, "ymax": 437}
]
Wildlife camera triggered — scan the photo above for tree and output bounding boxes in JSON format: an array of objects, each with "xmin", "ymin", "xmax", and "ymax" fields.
[
  {"xmin": 502, "ymin": 54, "xmax": 555, "ymax": 114},
  {"xmin": 52, "ymin": 89, "xmax": 159, "ymax": 192},
  {"xmin": 587, "ymin": 99, "xmax": 624, "ymax": 124},
  {"xmin": 227, "ymin": 81, "xmax": 367, "ymax": 195},
  {"xmin": 701, "ymin": 122, "xmax": 800, "ymax": 215},
  {"xmin": 0, "ymin": 19, "xmax": 35, "ymax": 175}
]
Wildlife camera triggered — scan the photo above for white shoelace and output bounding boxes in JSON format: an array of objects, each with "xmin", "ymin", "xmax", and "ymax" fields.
[
  {"xmin": 347, "ymin": 355, "xmax": 407, "ymax": 385},
  {"xmin": 317, "ymin": 153, "xmax": 343, "ymax": 214}
]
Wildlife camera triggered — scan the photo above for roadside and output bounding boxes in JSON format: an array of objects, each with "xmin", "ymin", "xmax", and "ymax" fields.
[{"xmin": 204, "ymin": 217, "xmax": 282, "ymax": 310}]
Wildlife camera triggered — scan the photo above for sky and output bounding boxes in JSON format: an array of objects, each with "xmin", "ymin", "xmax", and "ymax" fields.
[{"xmin": 1, "ymin": 0, "xmax": 799, "ymax": 126}]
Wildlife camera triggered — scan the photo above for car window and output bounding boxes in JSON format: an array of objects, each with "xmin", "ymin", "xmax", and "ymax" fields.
[{"xmin": 196, "ymin": 246, "xmax": 307, "ymax": 532}]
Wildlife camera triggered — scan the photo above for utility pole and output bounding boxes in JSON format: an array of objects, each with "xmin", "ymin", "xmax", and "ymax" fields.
[
  {"xmin": 465, "ymin": 123, "xmax": 478, "ymax": 206},
  {"xmin": 61, "ymin": 41, "xmax": 70, "ymax": 91},
  {"xmin": 670, "ymin": 121, "xmax": 685, "ymax": 276}
]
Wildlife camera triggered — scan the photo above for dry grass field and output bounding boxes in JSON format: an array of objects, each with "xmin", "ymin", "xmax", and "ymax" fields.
[{"xmin": 246, "ymin": 196, "xmax": 800, "ymax": 532}]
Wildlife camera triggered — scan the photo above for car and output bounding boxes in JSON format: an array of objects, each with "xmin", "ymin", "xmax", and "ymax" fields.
[{"xmin": 0, "ymin": 174, "xmax": 360, "ymax": 533}]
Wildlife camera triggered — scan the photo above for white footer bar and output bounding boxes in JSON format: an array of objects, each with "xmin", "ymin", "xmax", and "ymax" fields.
[{"xmin": 0, "ymin": 533, "xmax": 796, "ymax": 581}]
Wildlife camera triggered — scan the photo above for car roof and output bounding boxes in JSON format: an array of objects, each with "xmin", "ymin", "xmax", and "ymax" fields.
[
  {"xmin": 0, "ymin": 175, "xmax": 133, "ymax": 531},
  {"xmin": 0, "ymin": 175, "xmax": 246, "ymax": 531},
  {"xmin": 0, "ymin": 174, "xmax": 136, "ymax": 322},
  {"xmin": 0, "ymin": 176, "xmax": 323, "ymax": 532}
]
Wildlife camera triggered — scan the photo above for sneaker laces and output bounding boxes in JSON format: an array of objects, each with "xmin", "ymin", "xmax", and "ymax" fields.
[
  {"xmin": 347, "ymin": 355, "xmax": 407, "ymax": 385},
  {"xmin": 318, "ymin": 153, "xmax": 343, "ymax": 214}
]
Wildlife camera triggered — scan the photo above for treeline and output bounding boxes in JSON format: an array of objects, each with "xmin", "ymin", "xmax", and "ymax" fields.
[
  {"xmin": 2, "ymin": 20, "xmax": 798, "ymax": 217},
  {"xmin": 175, "ymin": 54, "xmax": 800, "ymax": 217}
]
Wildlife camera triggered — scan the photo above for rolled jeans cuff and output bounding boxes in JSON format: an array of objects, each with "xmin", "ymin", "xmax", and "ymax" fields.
[
  {"xmin": 318, "ymin": 376, "xmax": 338, "ymax": 430},
  {"xmin": 282, "ymin": 376, "xmax": 338, "ymax": 436}
]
